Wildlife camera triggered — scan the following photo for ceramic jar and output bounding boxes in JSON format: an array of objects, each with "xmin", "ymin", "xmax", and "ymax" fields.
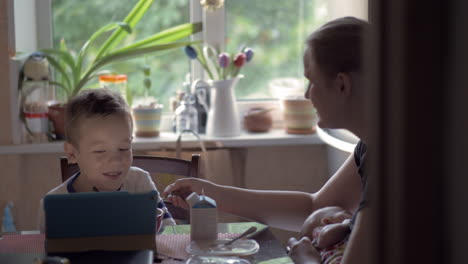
[
  {"xmin": 132, "ymin": 104, "xmax": 163, "ymax": 137},
  {"xmin": 281, "ymin": 98, "xmax": 317, "ymax": 134},
  {"xmin": 243, "ymin": 107, "xmax": 273, "ymax": 133}
]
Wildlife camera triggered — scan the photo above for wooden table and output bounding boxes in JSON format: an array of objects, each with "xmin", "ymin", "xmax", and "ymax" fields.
[{"xmin": 0, "ymin": 222, "xmax": 292, "ymax": 264}]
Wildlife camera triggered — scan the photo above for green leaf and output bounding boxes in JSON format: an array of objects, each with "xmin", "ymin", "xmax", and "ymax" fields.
[
  {"xmin": 143, "ymin": 65, "xmax": 151, "ymax": 76},
  {"xmin": 95, "ymin": 0, "xmax": 154, "ymax": 60},
  {"xmin": 144, "ymin": 78, "xmax": 151, "ymax": 90},
  {"xmin": 98, "ymin": 41, "xmax": 198, "ymax": 68},
  {"xmin": 42, "ymin": 54, "xmax": 72, "ymax": 96},
  {"xmin": 41, "ymin": 47, "xmax": 78, "ymax": 88},
  {"xmin": 48, "ymin": 80, "xmax": 70, "ymax": 95},
  {"xmin": 74, "ymin": 41, "xmax": 198, "ymax": 97},
  {"xmin": 72, "ymin": 74, "xmax": 94, "ymax": 97},
  {"xmin": 115, "ymin": 22, "xmax": 203, "ymax": 52},
  {"xmin": 58, "ymin": 39, "xmax": 69, "ymax": 90},
  {"xmin": 41, "ymin": 48, "xmax": 75, "ymax": 72},
  {"xmin": 77, "ymin": 22, "xmax": 131, "ymax": 82},
  {"xmin": 117, "ymin": 22, "xmax": 133, "ymax": 34},
  {"xmin": 192, "ymin": 44, "xmax": 214, "ymax": 80}
]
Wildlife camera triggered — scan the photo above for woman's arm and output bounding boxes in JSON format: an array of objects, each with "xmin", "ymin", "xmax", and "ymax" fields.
[
  {"xmin": 164, "ymin": 177, "xmax": 315, "ymax": 231},
  {"xmin": 313, "ymin": 154, "xmax": 362, "ymax": 214},
  {"xmin": 164, "ymin": 153, "xmax": 361, "ymax": 231},
  {"xmin": 340, "ymin": 208, "xmax": 370, "ymax": 264}
]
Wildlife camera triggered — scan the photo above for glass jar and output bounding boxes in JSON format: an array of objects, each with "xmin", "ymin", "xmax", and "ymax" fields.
[
  {"xmin": 175, "ymin": 95, "xmax": 198, "ymax": 134},
  {"xmin": 99, "ymin": 74, "xmax": 128, "ymax": 101}
]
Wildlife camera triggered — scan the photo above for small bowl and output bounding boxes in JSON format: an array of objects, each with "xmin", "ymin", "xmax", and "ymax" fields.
[{"xmin": 243, "ymin": 107, "xmax": 273, "ymax": 133}]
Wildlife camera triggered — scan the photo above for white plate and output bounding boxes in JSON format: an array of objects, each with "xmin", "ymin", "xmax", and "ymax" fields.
[
  {"xmin": 185, "ymin": 256, "xmax": 251, "ymax": 264},
  {"xmin": 186, "ymin": 239, "xmax": 259, "ymax": 256}
]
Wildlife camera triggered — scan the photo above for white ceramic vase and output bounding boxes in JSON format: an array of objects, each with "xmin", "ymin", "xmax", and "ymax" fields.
[{"xmin": 206, "ymin": 76, "xmax": 242, "ymax": 137}]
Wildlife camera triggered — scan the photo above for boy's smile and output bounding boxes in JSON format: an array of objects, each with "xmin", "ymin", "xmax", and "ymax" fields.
[
  {"xmin": 103, "ymin": 171, "xmax": 123, "ymax": 180},
  {"xmin": 64, "ymin": 113, "xmax": 133, "ymax": 192}
]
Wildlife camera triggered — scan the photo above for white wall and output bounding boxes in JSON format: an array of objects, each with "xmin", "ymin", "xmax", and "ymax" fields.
[{"xmin": 328, "ymin": 0, "xmax": 368, "ymax": 20}]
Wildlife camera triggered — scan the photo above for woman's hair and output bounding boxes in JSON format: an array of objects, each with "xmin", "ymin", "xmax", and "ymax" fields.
[
  {"xmin": 65, "ymin": 88, "xmax": 131, "ymax": 145},
  {"xmin": 307, "ymin": 16, "xmax": 369, "ymax": 77}
]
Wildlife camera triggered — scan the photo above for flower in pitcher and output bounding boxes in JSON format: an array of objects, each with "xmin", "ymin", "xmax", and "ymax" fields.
[
  {"xmin": 184, "ymin": 44, "xmax": 254, "ymax": 81},
  {"xmin": 184, "ymin": 45, "xmax": 198, "ymax": 59},
  {"xmin": 233, "ymin": 53, "xmax": 246, "ymax": 68},
  {"xmin": 244, "ymin": 48, "xmax": 254, "ymax": 62},
  {"xmin": 218, "ymin": 52, "xmax": 230, "ymax": 68}
]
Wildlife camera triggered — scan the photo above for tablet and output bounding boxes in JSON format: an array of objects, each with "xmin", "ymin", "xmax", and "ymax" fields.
[{"xmin": 44, "ymin": 191, "xmax": 158, "ymax": 252}]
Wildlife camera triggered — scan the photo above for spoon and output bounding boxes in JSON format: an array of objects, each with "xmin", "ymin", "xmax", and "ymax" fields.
[{"xmin": 223, "ymin": 226, "xmax": 258, "ymax": 246}]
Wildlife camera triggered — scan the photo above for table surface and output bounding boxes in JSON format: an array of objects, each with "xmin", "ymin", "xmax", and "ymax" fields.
[{"xmin": 0, "ymin": 222, "xmax": 292, "ymax": 264}]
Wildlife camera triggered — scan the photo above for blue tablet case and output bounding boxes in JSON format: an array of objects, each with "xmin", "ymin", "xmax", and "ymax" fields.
[{"xmin": 43, "ymin": 191, "xmax": 158, "ymax": 253}]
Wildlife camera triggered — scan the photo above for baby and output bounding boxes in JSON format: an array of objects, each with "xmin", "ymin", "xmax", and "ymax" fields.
[
  {"xmin": 300, "ymin": 206, "xmax": 353, "ymax": 264},
  {"xmin": 38, "ymin": 88, "xmax": 175, "ymax": 232}
]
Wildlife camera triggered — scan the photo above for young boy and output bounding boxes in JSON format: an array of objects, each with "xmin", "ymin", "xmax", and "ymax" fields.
[{"xmin": 38, "ymin": 88, "xmax": 175, "ymax": 232}]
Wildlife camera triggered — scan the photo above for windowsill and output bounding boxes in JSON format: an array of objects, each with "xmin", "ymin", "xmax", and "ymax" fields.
[{"xmin": 0, "ymin": 129, "xmax": 323, "ymax": 155}]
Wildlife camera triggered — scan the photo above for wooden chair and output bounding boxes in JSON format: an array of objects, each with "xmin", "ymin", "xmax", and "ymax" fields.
[{"xmin": 59, "ymin": 154, "xmax": 200, "ymax": 223}]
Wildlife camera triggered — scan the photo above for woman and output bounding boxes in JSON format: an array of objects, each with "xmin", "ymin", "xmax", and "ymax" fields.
[{"xmin": 163, "ymin": 17, "xmax": 369, "ymax": 264}]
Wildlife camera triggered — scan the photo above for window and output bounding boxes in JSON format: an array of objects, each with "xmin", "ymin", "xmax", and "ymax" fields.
[
  {"xmin": 51, "ymin": 0, "xmax": 190, "ymax": 110},
  {"xmin": 15, "ymin": 0, "xmax": 367, "ymax": 111},
  {"xmin": 224, "ymin": 0, "xmax": 328, "ymax": 99}
]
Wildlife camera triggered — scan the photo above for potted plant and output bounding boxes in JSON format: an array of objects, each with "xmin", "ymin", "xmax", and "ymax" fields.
[
  {"xmin": 132, "ymin": 57, "xmax": 163, "ymax": 137},
  {"xmin": 41, "ymin": 0, "xmax": 202, "ymax": 139}
]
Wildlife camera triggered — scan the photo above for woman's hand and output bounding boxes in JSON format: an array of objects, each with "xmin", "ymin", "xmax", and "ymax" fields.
[
  {"xmin": 162, "ymin": 178, "xmax": 213, "ymax": 209},
  {"xmin": 288, "ymin": 236, "xmax": 321, "ymax": 264}
]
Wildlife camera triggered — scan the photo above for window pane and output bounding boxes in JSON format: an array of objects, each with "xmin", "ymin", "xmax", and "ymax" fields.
[
  {"xmin": 51, "ymin": 0, "xmax": 189, "ymax": 111},
  {"xmin": 225, "ymin": 0, "xmax": 328, "ymax": 99}
]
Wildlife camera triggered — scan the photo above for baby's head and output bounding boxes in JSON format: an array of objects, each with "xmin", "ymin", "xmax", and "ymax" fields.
[
  {"xmin": 301, "ymin": 206, "xmax": 352, "ymax": 239},
  {"xmin": 64, "ymin": 88, "xmax": 133, "ymax": 191}
]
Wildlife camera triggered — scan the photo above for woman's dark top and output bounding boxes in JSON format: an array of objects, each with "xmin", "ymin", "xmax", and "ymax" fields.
[{"xmin": 350, "ymin": 140, "xmax": 367, "ymax": 230}]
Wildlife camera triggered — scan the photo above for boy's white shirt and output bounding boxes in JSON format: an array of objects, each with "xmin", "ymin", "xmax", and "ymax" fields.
[{"xmin": 37, "ymin": 166, "xmax": 176, "ymax": 233}]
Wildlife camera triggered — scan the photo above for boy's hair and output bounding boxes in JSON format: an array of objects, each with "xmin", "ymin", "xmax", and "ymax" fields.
[{"xmin": 65, "ymin": 88, "xmax": 131, "ymax": 145}]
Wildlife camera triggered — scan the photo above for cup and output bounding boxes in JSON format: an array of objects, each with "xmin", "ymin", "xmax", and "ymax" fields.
[
  {"xmin": 132, "ymin": 104, "xmax": 163, "ymax": 137},
  {"xmin": 156, "ymin": 208, "xmax": 164, "ymax": 234},
  {"xmin": 281, "ymin": 98, "xmax": 317, "ymax": 134}
]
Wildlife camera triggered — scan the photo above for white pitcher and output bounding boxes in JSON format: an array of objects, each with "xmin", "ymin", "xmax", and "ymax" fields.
[{"xmin": 205, "ymin": 76, "xmax": 242, "ymax": 137}]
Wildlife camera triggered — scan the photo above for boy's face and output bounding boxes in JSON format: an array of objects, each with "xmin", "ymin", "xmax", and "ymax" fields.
[{"xmin": 64, "ymin": 113, "xmax": 133, "ymax": 191}]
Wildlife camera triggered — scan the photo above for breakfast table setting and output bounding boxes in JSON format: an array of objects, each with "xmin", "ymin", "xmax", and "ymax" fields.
[{"xmin": 0, "ymin": 222, "xmax": 292, "ymax": 264}]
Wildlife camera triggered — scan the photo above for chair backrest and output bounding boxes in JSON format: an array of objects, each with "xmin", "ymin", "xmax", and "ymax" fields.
[{"xmin": 60, "ymin": 154, "xmax": 200, "ymax": 182}]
